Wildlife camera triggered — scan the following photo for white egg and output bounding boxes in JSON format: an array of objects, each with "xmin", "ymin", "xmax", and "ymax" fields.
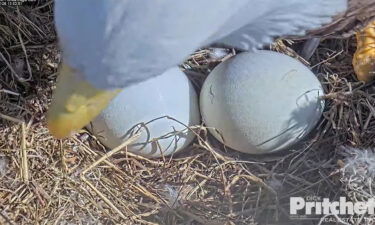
[
  {"xmin": 200, "ymin": 51, "xmax": 324, "ymax": 154},
  {"xmin": 88, "ymin": 67, "xmax": 200, "ymax": 158}
]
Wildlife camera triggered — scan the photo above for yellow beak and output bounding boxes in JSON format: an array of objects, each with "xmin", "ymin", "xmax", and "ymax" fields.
[{"xmin": 47, "ymin": 64, "xmax": 120, "ymax": 138}]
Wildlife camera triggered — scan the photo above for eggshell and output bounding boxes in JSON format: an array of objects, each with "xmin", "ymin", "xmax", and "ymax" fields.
[
  {"xmin": 88, "ymin": 67, "xmax": 200, "ymax": 158},
  {"xmin": 200, "ymin": 51, "xmax": 324, "ymax": 154}
]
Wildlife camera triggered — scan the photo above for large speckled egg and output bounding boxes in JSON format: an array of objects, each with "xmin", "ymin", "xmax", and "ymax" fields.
[
  {"xmin": 88, "ymin": 67, "xmax": 200, "ymax": 158},
  {"xmin": 200, "ymin": 51, "xmax": 324, "ymax": 154}
]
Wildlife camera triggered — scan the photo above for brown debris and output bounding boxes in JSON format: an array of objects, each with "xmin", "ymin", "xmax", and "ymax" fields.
[{"xmin": 300, "ymin": 0, "xmax": 375, "ymax": 39}]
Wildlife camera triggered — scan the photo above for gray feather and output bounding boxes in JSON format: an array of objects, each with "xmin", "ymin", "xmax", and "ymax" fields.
[{"xmin": 54, "ymin": 0, "xmax": 347, "ymax": 89}]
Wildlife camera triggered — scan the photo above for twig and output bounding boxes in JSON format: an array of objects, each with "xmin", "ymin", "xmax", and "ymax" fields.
[
  {"xmin": 80, "ymin": 134, "xmax": 140, "ymax": 220},
  {"xmin": 20, "ymin": 122, "xmax": 29, "ymax": 184}
]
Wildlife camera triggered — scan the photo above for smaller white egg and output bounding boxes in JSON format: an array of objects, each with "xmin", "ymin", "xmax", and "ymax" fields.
[
  {"xmin": 88, "ymin": 67, "xmax": 200, "ymax": 158},
  {"xmin": 200, "ymin": 51, "xmax": 324, "ymax": 154}
]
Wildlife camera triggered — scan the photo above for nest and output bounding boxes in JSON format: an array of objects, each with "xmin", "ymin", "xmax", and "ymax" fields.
[
  {"xmin": 0, "ymin": 1, "xmax": 375, "ymax": 225},
  {"xmin": 337, "ymin": 147, "xmax": 375, "ymax": 224}
]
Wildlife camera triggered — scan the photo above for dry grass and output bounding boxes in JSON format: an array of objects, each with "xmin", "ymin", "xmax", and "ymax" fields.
[{"xmin": 0, "ymin": 1, "xmax": 374, "ymax": 225}]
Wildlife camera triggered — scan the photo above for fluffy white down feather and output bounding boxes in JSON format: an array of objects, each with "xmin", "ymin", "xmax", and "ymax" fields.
[
  {"xmin": 54, "ymin": 0, "xmax": 346, "ymax": 89},
  {"xmin": 340, "ymin": 146, "xmax": 375, "ymax": 178}
]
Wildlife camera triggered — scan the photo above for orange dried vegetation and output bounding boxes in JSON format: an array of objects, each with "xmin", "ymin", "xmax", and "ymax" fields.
[{"xmin": 353, "ymin": 21, "xmax": 375, "ymax": 82}]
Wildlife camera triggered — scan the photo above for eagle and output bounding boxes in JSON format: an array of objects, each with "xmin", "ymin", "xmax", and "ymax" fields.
[{"xmin": 48, "ymin": 0, "xmax": 375, "ymax": 138}]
